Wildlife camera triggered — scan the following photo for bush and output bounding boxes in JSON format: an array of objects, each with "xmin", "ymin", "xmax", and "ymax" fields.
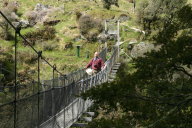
[
  {"xmin": 63, "ymin": 42, "xmax": 73, "ymax": 50},
  {"xmin": 24, "ymin": 26, "xmax": 56, "ymax": 45},
  {"xmin": 0, "ymin": 74, "xmax": 4, "ymax": 80},
  {"xmin": 0, "ymin": 52, "xmax": 14, "ymax": 86},
  {"xmin": 78, "ymin": 13, "xmax": 103, "ymax": 42},
  {"xmin": 25, "ymin": 11, "xmax": 37, "ymax": 26},
  {"xmin": 18, "ymin": 51, "xmax": 37, "ymax": 64},
  {"xmin": 102, "ymin": 0, "xmax": 119, "ymax": 10},
  {"xmin": 42, "ymin": 42, "xmax": 58, "ymax": 51},
  {"xmin": 76, "ymin": 11, "xmax": 82, "ymax": 21},
  {"xmin": 0, "ymin": 2, "xmax": 19, "ymax": 40},
  {"xmin": 136, "ymin": 0, "xmax": 187, "ymax": 33},
  {"xmin": 127, "ymin": 0, "xmax": 134, "ymax": 3},
  {"xmin": 5, "ymin": 1, "xmax": 19, "ymax": 13}
]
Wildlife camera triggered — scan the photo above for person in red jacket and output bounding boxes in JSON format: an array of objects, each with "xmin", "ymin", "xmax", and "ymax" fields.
[{"xmin": 86, "ymin": 52, "xmax": 105, "ymax": 75}]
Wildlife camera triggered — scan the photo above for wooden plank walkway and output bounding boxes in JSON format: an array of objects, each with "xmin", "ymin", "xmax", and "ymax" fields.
[
  {"xmin": 108, "ymin": 63, "xmax": 121, "ymax": 82},
  {"xmin": 70, "ymin": 63, "xmax": 121, "ymax": 127}
]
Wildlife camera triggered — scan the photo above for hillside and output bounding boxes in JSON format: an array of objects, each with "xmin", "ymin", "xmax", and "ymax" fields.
[
  {"xmin": 0, "ymin": 0, "xmax": 192, "ymax": 128},
  {"xmin": 0, "ymin": 0, "xmax": 141, "ymax": 81}
]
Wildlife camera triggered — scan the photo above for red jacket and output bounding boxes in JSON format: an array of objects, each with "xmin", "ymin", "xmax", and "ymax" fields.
[{"xmin": 86, "ymin": 57, "xmax": 105, "ymax": 71}]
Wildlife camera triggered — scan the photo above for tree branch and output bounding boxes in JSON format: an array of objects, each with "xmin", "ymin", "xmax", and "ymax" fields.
[
  {"xmin": 144, "ymin": 96, "xmax": 192, "ymax": 128},
  {"xmin": 173, "ymin": 65, "xmax": 192, "ymax": 78}
]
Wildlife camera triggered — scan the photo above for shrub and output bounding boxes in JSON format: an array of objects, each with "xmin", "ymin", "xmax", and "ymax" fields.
[
  {"xmin": 25, "ymin": 11, "xmax": 37, "ymax": 26},
  {"xmin": 63, "ymin": 42, "xmax": 73, "ymax": 50},
  {"xmin": 75, "ymin": 11, "xmax": 82, "ymax": 21},
  {"xmin": 6, "ymin": 1, "xmax": 19, "ymax": 13},
  {"xmin": 78, "ymin": 13, "xmax": 103, "ymax": 42},
  {"xmin": 24, "ymin": 26, "xmax": 56, "ymax": 45},
  {"xmin": 18, "ymin": 51, "xmax": 37, "ymax": 64},
  {"xmin": 0, "ymin": 52, "xmax": 14, "ymax": 85},
  {"xmin": 136, "ymin": 0, "xmax": 187, "ymax": 33},
  {"xmin": 102, "ymin": 0, "xmax": 119, "ymax": 10},
  {"xmin": 0, "ymin": 2, "xmax": 19, "ymax": 40},
  {"xmin": 42, "ymin": 42, "xmax": 58, "ymax": 51},
  {"xmin": 127, "ymin": 0, "xmax": 134, "ymax": 3}
]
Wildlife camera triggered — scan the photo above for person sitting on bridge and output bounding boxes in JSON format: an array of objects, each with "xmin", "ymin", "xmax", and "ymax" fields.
[{"xmin": 85, "ymin": 52, "xmax": 105, "ymax": 75}]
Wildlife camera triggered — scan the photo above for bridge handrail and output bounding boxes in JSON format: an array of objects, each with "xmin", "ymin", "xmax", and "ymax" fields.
[
  {"xmin": 39, "ymin": 46, "xmax": 118, "ymax": 128},
  {"xmin": 0, "ymin": 9, "xmax": 118, "ymax": 128}
]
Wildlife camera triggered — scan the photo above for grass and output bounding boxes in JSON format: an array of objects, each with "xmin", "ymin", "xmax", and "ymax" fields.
[
  {"xmin": 0, "ymin": 0, "xmax": 142, "ymax": 81},
  {"xmin": 0, "ymin": 0, "xmax": 149, "ymax": 107}
]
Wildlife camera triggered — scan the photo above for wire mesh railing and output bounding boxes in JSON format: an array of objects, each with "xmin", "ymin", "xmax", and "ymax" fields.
[
  {"xmin": 105, "ymin": 20, "xmax": 119, "ymax": 35},
  {"xmin": 0, "ymin": 9, "xmax": 65, "ymax": 128},
  {"xmin": 40, "ymin": 46, "xmax": 118, "ymax": 128},
  {"xmin": 0, "ymin": 9, "xmax": 117, "ymax": 128}
]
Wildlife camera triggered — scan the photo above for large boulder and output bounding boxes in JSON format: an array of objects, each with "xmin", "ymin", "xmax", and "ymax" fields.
[
  {"xmin": 34, "ymin": 3, "xmax": 51, "ymax": 11},
  {"xmin": 130, "ymin": 42, "xmax": 161, "ymax": 58},
  {"xmin": 98, "ymin": 33, "xmax": 117, "ymax": 42},
  {"xmin": 12, "ymin": 20, "xmax": 30, "ymax": 28},
  {"xmin": 97, "ymin": 33, "xmax": 108, "ymax": 43},
  {"xmin": 25, "ymin": 3, "xmax": 63, "ymax": 26}
]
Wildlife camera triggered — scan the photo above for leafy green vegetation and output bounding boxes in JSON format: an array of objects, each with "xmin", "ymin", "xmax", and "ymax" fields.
[
  {"xmin": 0, "ymin": 0, "xmax": 139, "ymax": 82},
  {"xmin": 0, "ymin": 0, "xmax": 192, "ymax": 127},
  {"xmin": 0, "ymin": 0, "xmax": 142, "ymax": 106},
  {"xmin": 102, "ymin": 0, "xmax": 119, "ymax": 10},
  {"xmin": 82, "ymin": 0, "xmax": 192, "ymax": 128}
]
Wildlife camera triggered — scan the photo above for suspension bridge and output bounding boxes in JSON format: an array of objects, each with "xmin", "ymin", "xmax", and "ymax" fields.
[{"xmin": 0, "ymin": 11, "xmax": 121, "ymax": 128}]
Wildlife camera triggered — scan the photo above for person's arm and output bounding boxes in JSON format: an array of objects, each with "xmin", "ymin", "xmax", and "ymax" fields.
[
  {"xmin": 86, "ymin": 59, "xmax": 93, "ymax": 68},
  {"xmin": 100, "ymin": 59, "xmax": 105, "ymax": 69}
]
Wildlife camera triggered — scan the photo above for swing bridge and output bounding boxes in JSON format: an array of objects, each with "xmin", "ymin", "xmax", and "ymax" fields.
[{"xmin": 0, "ymin": 11, "xmax": 121, "ymax": 128}]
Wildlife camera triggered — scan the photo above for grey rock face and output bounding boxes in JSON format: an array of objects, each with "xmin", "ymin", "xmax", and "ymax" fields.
[
  {"xmin": 130, "ymin": 42, "xmax": 161, "ymax": 58},
  {"xmin": 20, "ymin": 20, "xmax": 30, "ymax": 28},
  {"xmin": 25, "ymin": 3, "xmax": 62, "ymax": 26},
  {"xmin": 34, "ymin": 3, "xmax": 50, "ymax": 12}
]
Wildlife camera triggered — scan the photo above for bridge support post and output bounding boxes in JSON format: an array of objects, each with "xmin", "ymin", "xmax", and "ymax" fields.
[
  {"xmin": 52, "ymin": 65, "xmax": 56, "ymax": 127},
  {"xmin": 37, "ymin": 51, "xmax": 42, "ymax": 128},
  {"xmin": 76, "ymin": 45, "xmax": 81, "ymax": 57},
  {"xmin": 117, "ymin": 20, "xmax": 120, "ymax": 59},
  {"xmin": 13, "ymin": 25, "xmax": 20, "ymax": 128},
  {"xmin": 104, "ymin": 20, "xmax": 107, "ymax": 33}
]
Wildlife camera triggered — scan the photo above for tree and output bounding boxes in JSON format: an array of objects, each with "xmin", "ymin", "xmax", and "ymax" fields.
[
  {"xmin": 137, "ymin": 0, "xmax": 187, "ymax": 34},
  {"xmin": 0, "ymin": 52, "xmax": 14, "ymax": 87},
  {"xmin": 102, "ymin": 0, "xmax": 119, "ymax": 10},
  {"xmin": 82, "ymin": 3, "xmax": 192, "ymax": 128}
]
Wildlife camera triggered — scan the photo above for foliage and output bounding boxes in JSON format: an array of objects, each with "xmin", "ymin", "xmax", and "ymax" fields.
[
  {"xmin": 78, "ymin": 13, "xmax": 103, "ymax": 42},
  {"xmin": 0, "ymin": 52, "xmax": 14, "ymax": 86},
  {"xmin": 2, "ymin": 1, "xmax": 19, "ymax": 13},
  {"xmin": 137, "ymin": 0, "xmax": 187, "ymax": 34},
  {"xmin": 25, "ymin": 11, "xmax": 37, "ymax": 26},
  {"xmin": 102, "ymin": 0, "xmax": 119, "ymax": 10},
  {"xmin": 0, "ymin": 74, "xmax": 4, "ymax": 81},
  {"xmin": 82, "ymin": 4, "xmax": 192, "ymax": 128},
  {"xmin": 86, "ymin": 116, "xmax": 132, "ymax": 128},
  {"xmin": 17, "ymin": 51, "xmax": 37, "ymax": 64},
  {"xmin": 0, "ymin": 2, "xmax": 19, "ymax": 40},
  {"xmin": 24, "ymin": 26, "xmax": 56, "ymax": 45},
  {"xmin": 42, "ymin": 41, "xmax": 58, "ymax": 51}
]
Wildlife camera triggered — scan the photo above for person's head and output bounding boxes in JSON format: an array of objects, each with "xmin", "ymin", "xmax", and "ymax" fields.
[{"xmin": 94, "ymin": 52, "xmax": 99, "ymax": 58}]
